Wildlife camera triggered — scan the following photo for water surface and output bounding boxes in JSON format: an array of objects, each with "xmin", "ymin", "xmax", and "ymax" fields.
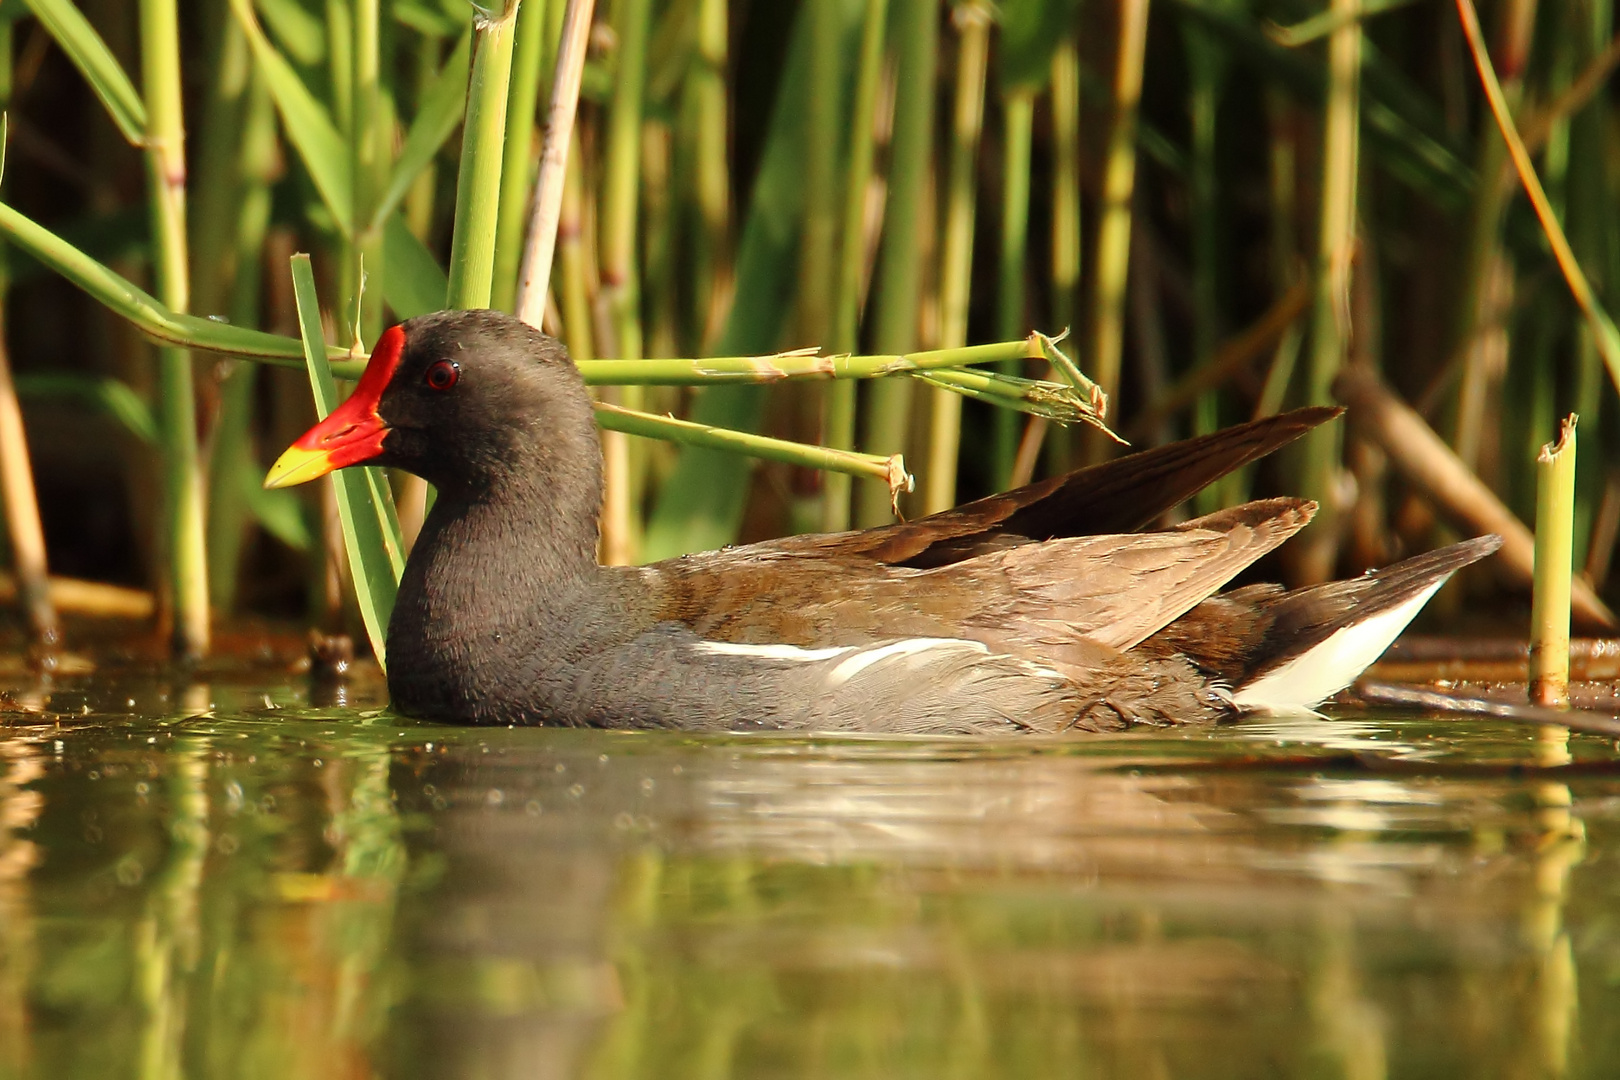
[{"xmin": 1, "ymin": 657, "xmax": 1617, "ymax": 1078}]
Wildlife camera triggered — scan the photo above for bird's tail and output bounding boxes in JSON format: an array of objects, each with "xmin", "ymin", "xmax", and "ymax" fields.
[{"xmin": 1229, "ymin": 535, "xmax": 1503, "ymax": 712}]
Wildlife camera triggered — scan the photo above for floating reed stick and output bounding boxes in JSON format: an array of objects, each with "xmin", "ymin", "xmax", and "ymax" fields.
[{"xmin": 1530, "ymin": 415, "xmax": 1576, "ymax": 709}]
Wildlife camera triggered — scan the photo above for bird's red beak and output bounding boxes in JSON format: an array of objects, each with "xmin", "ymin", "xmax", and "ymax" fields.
[{"xmin": 264, "ymin": 325, "xmax": 405, "ymax": 489}]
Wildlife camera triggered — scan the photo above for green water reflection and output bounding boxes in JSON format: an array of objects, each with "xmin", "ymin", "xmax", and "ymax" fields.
[{"xmin": 1, "ymin": 666, "xmax": 1618, "ymax": 1078}]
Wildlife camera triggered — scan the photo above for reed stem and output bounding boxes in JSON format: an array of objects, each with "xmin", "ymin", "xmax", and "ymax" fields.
[
  {"xmin": 516, "ymin": 0, "xmax": 596, "ymax": 326},
  {"xmin": 1530, "ymin": 416, "xmax": 1576, "ymax": 709},
  {"xmin": 857, "ymin": 0, "xmax": 937, "ymax": 527},
  {"xmin": 1086, "ymin": 0, "xmax": 1150, "ymax": 465},
  {"xmin": 924, "ymin": 2, "xmax": 991, "ymax": 514},
  {"xmin": 1295, "ymin": 0, "xmax": 1361, "ymax": 583},
  {"xmin": 141, "ymin": 0, "xmax": 208, "ymax": 656},
  {"xmin": 994, "ymin": 88, "xmax": 1034, "ymax": 491},
  {"xmin": 823, "ymin": 0, "xmax": 889, "ymax": 531},
  {"xmin": 446, "ymin": 0, "xmax": 520, "ymax": 311},
  {"xmin": 492, "ymin": 0, "xmax": 549, "ymax": 314}
]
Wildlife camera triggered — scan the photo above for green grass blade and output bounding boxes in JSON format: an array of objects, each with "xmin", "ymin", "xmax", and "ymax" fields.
[
  {"xmin": 231, "ymin": 0, "xmax": 354, "ymax": 234},
  {"xmin": 256, "ymin": 0, "xmax": 327, "ymax": 65},
  {"xmin": 21, "ymin": 0, "xmax": 147, "ymax": 144},
  {"xmin": 383, "ymin": 212, "xmax": 449, "ymax": 319},
  {"xmin": 288, "ymin": 253, "xmax": 401, "ymax": 667},
  {"xmin": 372, "ymin": 28, "xmax": 471, "ymax": 231}
]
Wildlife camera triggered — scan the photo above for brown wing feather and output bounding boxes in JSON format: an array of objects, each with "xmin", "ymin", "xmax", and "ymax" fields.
[
  {"xmin": 646, "ymin": 499, "xmax": 1316, "ymax": 678},
  {"xmin": 751, "ymin": 406, "xmax": 1339, "ymax": 569}
]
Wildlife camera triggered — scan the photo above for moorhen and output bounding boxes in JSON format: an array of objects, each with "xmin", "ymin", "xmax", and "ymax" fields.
[{"xmin": 266, "ymin": 310, "xmax": 1500, "ymax": 733}]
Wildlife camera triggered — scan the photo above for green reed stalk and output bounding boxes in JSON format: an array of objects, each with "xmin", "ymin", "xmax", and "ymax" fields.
[
  {"xmin": 348, "ymin": 0, "xmax": 386, "ymax": 343},
  {"xmin": 600, "ymin": 0, "xmax": 650, "ymax": 360},
  {"xmin": 598, "ymin": 0, "xmax": 652, "ymax": 564},
  {"xmin": 1531, "ymin": 416, "xmax": 1576, "ymax": 709},
  {"xmin": 1049, "ymin": 37, "xmax": 1081, "ymax": 335},
  {"xmin": 924, "ymin": 3, "xmax": 991, "ymax": 514},
  {"xmin": 1183, "ymin": 15, "xmax": 1229, "ymax": 514},
  {"xmin": 798, "ymin": 0, "xmax": 842, "ymax": 349},
  {"xmin": 1086, "ymin": 0, "xmax": 1149, "ymax": 465},
  {"xmin": 141, "ymin": 0, "xmax": 208, "ymax": 657},
  {"xmin": 447, "ymin": 0, "xmax": 520, "ymax": 310},
  {"xmin": 493, "ymin": 0, "xmax": 549, "ymax": 314},
  {"xmin": 557, "ymin": 129, "xmax": 597, "ymax": 361},
  {"xmin": 1295, "ymin": 0, "xmax": 1361, "ymax": 583},
  {"xmin": 204, "ymin": 41, "xmax": 278, "ymax": 612},
  {"xmin": 856, "ymin": 0, "xmax": 938, "ymax": 527},
  {"xmin": 0, "ymin": 32, "xmax": 55, "ymax": 645},
  {"xmin": 994, "ymin": 87, "xmax": 1034, "ymax": 490},
  {"xmin": 686, "ymin": 0, "xmax": 731, "ymax": 348},
  {"xmin": 823, "ymin": 0, "xmax": 889, "ymax": 532},
  {"xmin": 1022, "ymin": 36, "xmax": 1082, "ymax": 481}
]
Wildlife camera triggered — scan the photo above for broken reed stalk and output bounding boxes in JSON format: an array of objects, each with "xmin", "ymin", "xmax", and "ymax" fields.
[
  {"xmin": 1531, "ymin": 415, "xmax": 1576, "ymax": 709},
  {"xmin": 924, "ymin": 2, "xmax": 990, "ymax": 515},
  {"xmin": 515, "ymin": 0, "xmax": 597, "ymax": 326},
  {"xmin": 446, "ymin": 0, "xmax": 520, "ymax": 311},
  {"xmin": 1333, "ymin": 367, "xmax": 1615, "ymax": 628},
  {"xmin": 1085, "ymin": 0, "xmax": 1149, "ymax": 465}
]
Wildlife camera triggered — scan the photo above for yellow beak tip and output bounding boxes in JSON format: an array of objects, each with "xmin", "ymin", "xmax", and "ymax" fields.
[{"xmin": 263, "ymin": 446, "xmax": 333, "ymax": 490}]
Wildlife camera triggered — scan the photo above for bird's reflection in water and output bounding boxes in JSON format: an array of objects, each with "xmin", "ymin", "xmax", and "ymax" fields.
[{"xmin": 384, "ymin": 729, "xmax": 1613, "ymax": 1080}]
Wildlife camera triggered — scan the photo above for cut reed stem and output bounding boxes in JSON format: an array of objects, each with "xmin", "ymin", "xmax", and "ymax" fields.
[{"xmin": 1530, "ymin": 415, "xmax": 1576, "ymax": 709}]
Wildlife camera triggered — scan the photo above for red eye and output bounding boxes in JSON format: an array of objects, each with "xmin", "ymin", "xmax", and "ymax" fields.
[{"xmin": 425, "ymin": 360, "xmax": 459, "ymax": 391}]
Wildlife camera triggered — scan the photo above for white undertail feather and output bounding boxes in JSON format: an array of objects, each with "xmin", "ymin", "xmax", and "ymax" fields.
[{"xmin": 1230, "ymin": 578, "xmax": 1448, "ymax": 712}]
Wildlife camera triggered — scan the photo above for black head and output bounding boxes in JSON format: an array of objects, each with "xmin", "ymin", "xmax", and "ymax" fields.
[{"xmin": 265, "ymin": 309, "xmax": 601, "ymax": 503}]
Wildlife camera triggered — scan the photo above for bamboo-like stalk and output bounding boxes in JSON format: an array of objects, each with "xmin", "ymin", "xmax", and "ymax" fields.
[
  {"xmin": 1530, "ymin": 416, "xmax": 1576, "ymax": 709},
  {"xmin": 557, "ymin": 127, "xmax": 597, "ymax": 362},
  {"xmin": 205, "ymin": 57, "xmax": 277, "ymax": 611},
  {"xmin": 0, "ymin": 28, "xmax": 55, "ymax": 646},
  {"xmin": 798, "ymin": 0, "xmax": 842, "ymax": 348},
  {"xmin": 822, "ymin": 0, "xmax": 889, "ymax": 532},
  {"xmin": 597, "ymin": 0, "xmax": 652, "ymax": 565},
  {"xmin": 141, "ymin": 0, "xmax": 208, "ymax": 657},
  {"xmin": 1294, "ymin": 0, "xmax": 1361, "ymax": 584},
  {"xmin": 994, "ymin": 88, "xmax": 1034, "ymax": 491},
  {"xmin": 446, "ymin": 0, "xmax": 521, "ymax": 311},
  {"xmin": 686, "ymin": 0, "xmax": 731, "ymax": 348},
  {"xmin": 856, "ymin": 0, "xmax": 938, "ymax": 527},
  {"xmin": 1085, "ymin": 0, "xmax": 1150, "ymax": 465},
  {"xmin": 1049, "ymin": 36, "xmax": 1081, "ymax": 335},
  {"xmin": 0, "ymin": 310, "xmax": 55, "ymax": 645},
  {"xmin": 492, "ymin": 0, "xmax": 549, "ymax": 314},
  {"xmin": 923, "ymin": 3, "xmax": 991, "ymax": 514},
  {"xmin": 348, "ymin": 0, "xmax": 385, "ymax": 343},
  {"xmin": 515, "ymin": 0, "xmax": 597, "ymax": 326},
  {"xmin": 1183, "ymin": 15, "xmax": 1227, "ymax": 515}
]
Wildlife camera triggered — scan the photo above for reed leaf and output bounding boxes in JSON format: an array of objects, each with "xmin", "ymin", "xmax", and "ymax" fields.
[
  {"xmin": 21, "ymin": 0, "xmax": 147, "ymax": 144},
  {"xmin": 383, "ymin": 212, "xmax": 450, "ymax": 318},
  {"xmin": 288, "ymin": 253, "xmax": 402, "ymax": 667},
  {"xmin": 373, "ymin": 28, "xmax": 471, "ymax": 232},
  {"xmin": 231, "ymin": 0, "xmax": 355, "ymax": 234}
]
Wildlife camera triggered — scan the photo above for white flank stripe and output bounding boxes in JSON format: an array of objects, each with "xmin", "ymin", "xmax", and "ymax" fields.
[
  {"xmin": 693, "ymin": 641, "xmax": 852, "ymax": 662},
  {"xmin": 827, "ymin": 638, "xmax": 989, "ymax": 686},
  {"xmin": 1232, "ymin": 579, "xmax": 1447, "ymax": 712}
]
